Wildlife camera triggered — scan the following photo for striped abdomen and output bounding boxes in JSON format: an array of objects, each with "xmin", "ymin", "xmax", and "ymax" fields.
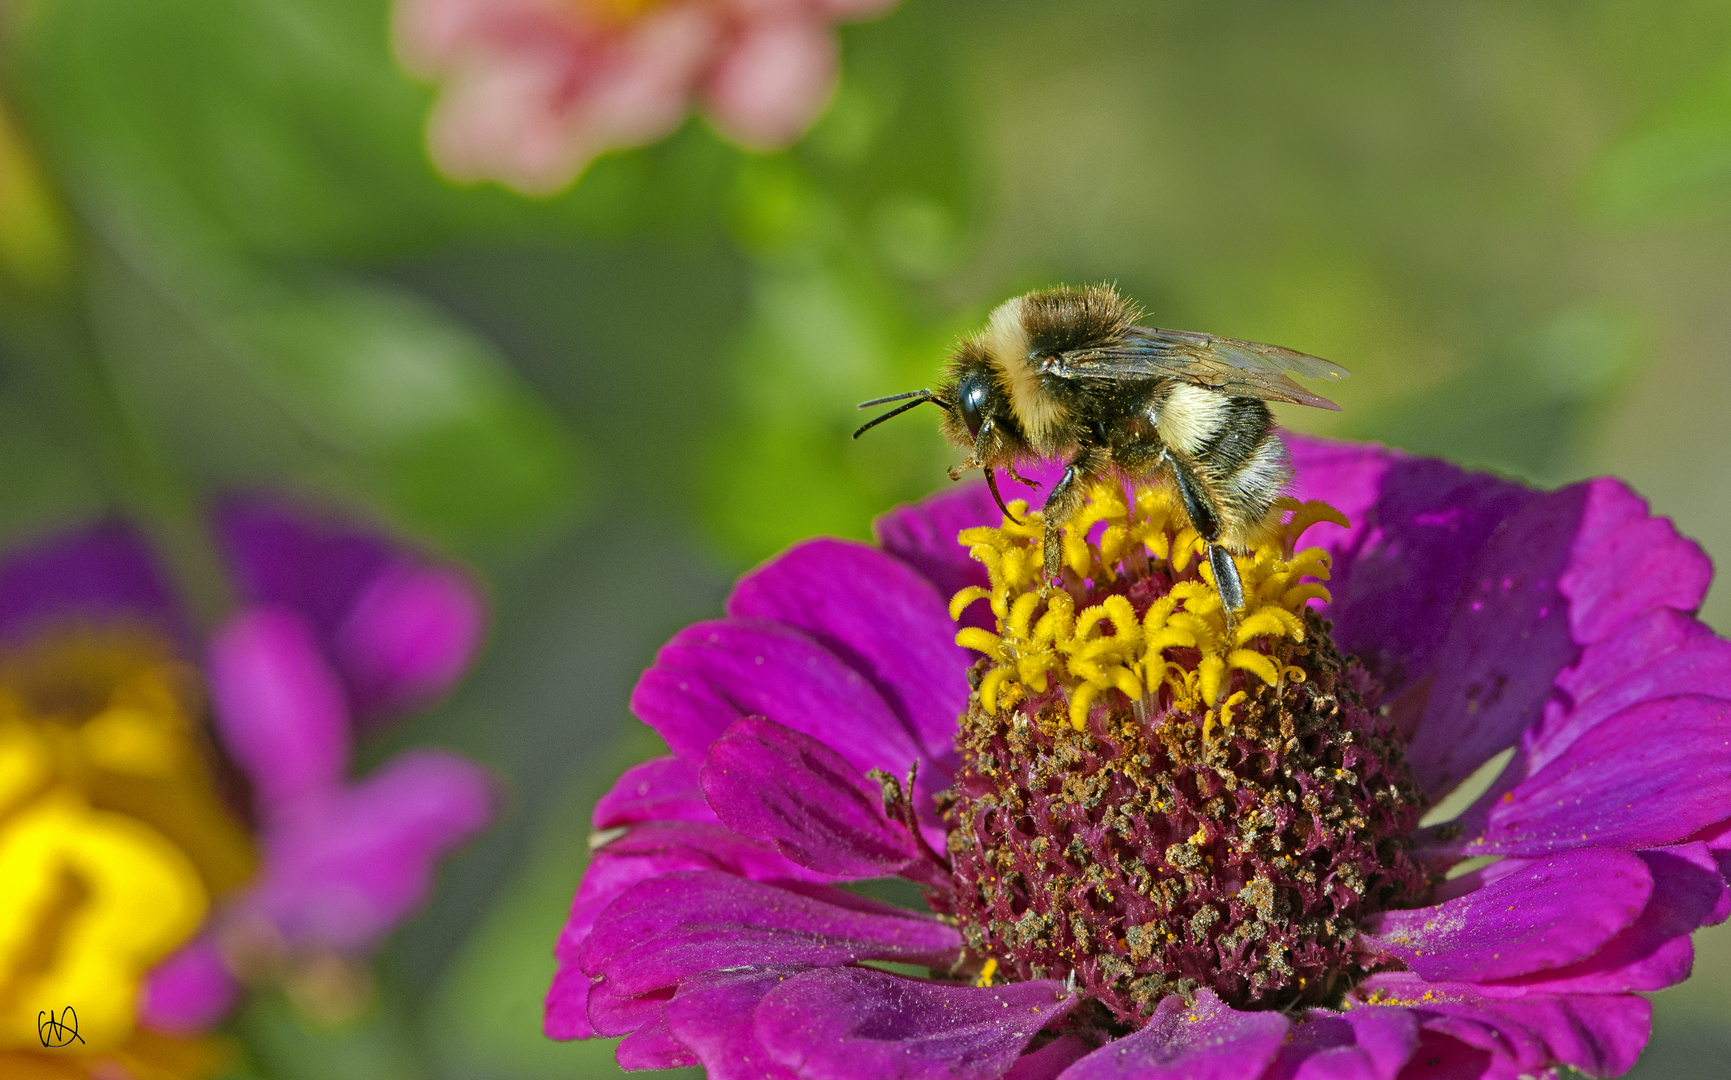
[{"xmin": 1151, "ymin": 384, "xmax": 1291, "ymax": 549}]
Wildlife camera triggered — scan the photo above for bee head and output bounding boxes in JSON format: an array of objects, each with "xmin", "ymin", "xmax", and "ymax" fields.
[{"xmin": 936, "ymin": 340, "xmax": 1015, "ymax": 457}]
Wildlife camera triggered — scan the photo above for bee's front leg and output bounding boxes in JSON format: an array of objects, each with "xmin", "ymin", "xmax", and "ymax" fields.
[
  {"xmin": 1040, "ymin": 449, "xmax": 1102, "ymax": 579},
  {"xmin": 1005, "ymin": 462, "xmax": 1043, "ymax": 491}
]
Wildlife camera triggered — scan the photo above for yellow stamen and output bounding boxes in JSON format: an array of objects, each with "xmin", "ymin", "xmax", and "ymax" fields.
[
  {"xmin": 951, "ymin": 481, "xmax": 1346, "ymax": 737},
  {"xmin": 949, "ymin": 586, "xmax": 991, "ymax": 622},
  {"xmin": 1218, "ymin": 690, "xmax": 1249, "ymax": 729},
  {"xmin": 974, "ymin": 957, "xmax": 999, "ymax": 987}
]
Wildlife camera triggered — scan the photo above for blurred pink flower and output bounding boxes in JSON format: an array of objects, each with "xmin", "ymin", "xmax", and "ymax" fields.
[{"xmin": 394, "ymin": 0, "xmax": 900, "ymax": 193}]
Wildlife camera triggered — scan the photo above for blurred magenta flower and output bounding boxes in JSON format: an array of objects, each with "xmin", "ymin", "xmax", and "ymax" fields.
[
  {"xmin": 395, "ymin": 0, "xmax": 900, "ymax": 193},
  {"xmin": 0, "ymin": 497, "xmax": 495, "ymax": 1066},
  {"xmin": 142, "ymin": 496, "xmax": 495, "ymax": 1030},
  {"xmin": 546, "ymin": 435, "xmax": 1731, "ymax": 1079}
]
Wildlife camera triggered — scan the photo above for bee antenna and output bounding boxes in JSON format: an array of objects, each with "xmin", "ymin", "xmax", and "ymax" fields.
[
  {"xmin": 857, "ymin": 389, "xmax": 933, "ymax": 409},
  {"xmin": 852, "ymin": 391, "xmax": 949, "ymax": 439},
  {"xmin": 984, "ymin": 468, "xmax": 1023, "ymax": 525}
]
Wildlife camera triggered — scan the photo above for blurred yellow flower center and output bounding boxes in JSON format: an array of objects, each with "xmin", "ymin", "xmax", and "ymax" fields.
[
  {"xmin": 950, "ymin": 483, "xmax": 1345, "ymax": 736},
  {"xmin": 569, "ymin": 0, "xmax": 668, "ymax": 26},
  {"xmin": 0, "ymin": 627, "xmax": 252, "ymax": 1060}
]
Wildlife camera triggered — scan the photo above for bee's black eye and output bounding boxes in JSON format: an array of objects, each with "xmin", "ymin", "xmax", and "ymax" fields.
[{"xmin": 958, "ymin": 375, "xmax": 990, "ymax": 438}]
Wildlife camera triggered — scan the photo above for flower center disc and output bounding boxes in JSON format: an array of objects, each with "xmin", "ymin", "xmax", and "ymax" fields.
[{"xmin": 941, "ymin": 483, "xmax": 1430, "ymax": 1025}]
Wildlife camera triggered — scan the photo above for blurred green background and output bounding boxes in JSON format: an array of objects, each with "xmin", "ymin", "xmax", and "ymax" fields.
[{"xmin": 3, "ymin": 0, "xmax": 1730, "ymax": 1076}]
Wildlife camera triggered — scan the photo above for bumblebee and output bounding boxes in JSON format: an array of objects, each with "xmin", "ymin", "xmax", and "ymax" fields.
[{"xmin": 854, "ymin": 284, "xmax": 1348, "ymax": 612}]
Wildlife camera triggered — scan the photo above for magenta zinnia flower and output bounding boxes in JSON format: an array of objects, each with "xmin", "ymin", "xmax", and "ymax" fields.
[
  {"xmin": 0, "ymin": 496, "xmax": 496, "ymax": 1057},
  {"xmin": 547, "ymin": 434, "xmax": 1731, "ymax": 1079}
]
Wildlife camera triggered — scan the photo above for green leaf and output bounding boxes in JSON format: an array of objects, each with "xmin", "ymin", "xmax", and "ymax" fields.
[
  {"xmin": 229, "ymin": 989, "xmax": 430, "ymax": 1080},
  {"xmin": 1583, "ymin": 51, "xmax": 1731, "ymax": 225},
  {"xmin": 234, "ymin": 277, "xmax": 588, "ymax": 544},
  {"xmin": 85, "ymin": 239, "xmax": 587, "ymax": 554},
  {"xmin": 0, "ymin": 366, "xmax": 107, "ymax": 544}
]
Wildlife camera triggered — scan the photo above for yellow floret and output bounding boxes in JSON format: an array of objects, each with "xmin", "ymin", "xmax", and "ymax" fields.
[{"xmin": 950, "ymin": 483, "xmax": 1343, "ymax": 738}]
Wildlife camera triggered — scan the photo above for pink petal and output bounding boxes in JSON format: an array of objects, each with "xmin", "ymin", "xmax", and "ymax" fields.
[
  {"xmin": 754, "ymin": 967, "xmax": 1075, "ymax": 1080},
  {"xmin": 872, "ymin": 468, "xmax": 1055, "ymax": 632},
  {"xmin": 727, "ymin": 538, "xmax": 969, "ymax": 781},
  {"xmin": 1491, "ymin": 844, "xmax": 1726, "ymax": 994},
  {"xmin": 1004, "ymin": 1037, "xmax": 1094, "ymax": 1080},
  {"xmin": 1286, "ymin": 436, "xmax": 1538, "ymax": 701},
  {"xmin": 423, "ymin": 43, "xmax": 611, "ymax": 194},
  {"xmin": 1365, "ymin": 979, "xmax": 1652, "ymax": 1080},
  {"xmin": 591, "ymin": 755, "xmax": 717, "ymax": 829},
  {"xmin": 1387, "ymin": 1030, "xmax": 1495, "ymax": 1080},
  {"xmin": 701, "ymin": 717, "xmax": 920, "ymax": 878},
  {"xmin": 1266, "ymin": 1008, "xmax": 1419, "ymax": 1080},
  {"xmin": 209, "ymin": 607, "xmax": 351, "ymax": 809},
  {"xmin": 1363, "ymin": 849, "xmax": 1650, "ymax": 982},
  {"xmin": 244, "ymin": 749, "xmax": 496, "ymax": 952},
  {"xmin": 545, "ymin": 961, "xmax": 601, "ymax": 1041},
  {"xmin": 393, "ymin": 0, "xmax": 532, "ymax": 72},
  {"xmin": 576, "ymin": 3, "xmax": 721, "ymax": 145},
  {"xmin": 630, "ymin": 617, "xmax": 926, "ymax": 781},
  {"xmin": 546, "ymin": 818, "xmax": 832, "ymax": 1040},
  {"xmin": 1060, "ymin": 990, "xmax": 1290, "ymax": 1080},
  {"xmin": 410, "ymin": 0, "xmax": 722, "ymax": 193},
  {"xmin": 613, "ymin": 1006, "xmax": 698, "ymax": 1069},
  {"xmin": 1696, "ymin": 817, "xmax": 1731, "ymax": 885},
  {"xmin": 702, "ymin": 17, "xmax": 837, "ymax": 149},
  {"xmin": 1285, "ymin": 440, "xmax": 1719, "ymax": 809},
  {"xmin": 1466, "ymin": 695, "xmax": 1731, "ymax": 856},
  {"xmin": 873, "ymin": 482, "xmax": 999, "ymax": 629},
  {"xmin": 336, "ymin": 562, "xmax": 485, "ymax": 728},
  {"xmin": 138, "ymin": 937, "xmax": 241, "ymax": 1034},
  {"xmin": 663, "ymin": 966, "xmax": 807, "ymax": 1080},
  {"xmin": 1282, "ymin": 435, "xmax": 1401, "ymax": 560},
  {"xmin": 1558, "ymin": 479, "xmax": 1711, "ymax": 643},
  {"xmin": 1528, "ymin": 607, "xmax": 1731, "ymax": 772},
  {"xmin": 1403, "ymin": 486, "xmax": 1584, "ymax": 799},
  {"xmin": 577, "ymin": 870, "xmax": 962, "ymax": 997}
]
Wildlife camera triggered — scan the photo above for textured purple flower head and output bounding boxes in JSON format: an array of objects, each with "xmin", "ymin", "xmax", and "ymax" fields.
[
  {"xmin": 0, "ymin": 497, "xmax": 496, "ymax": 1057},
  {"xmin": 548, "ymin": 434, "xmax": 1731, "ymax": 1080}
]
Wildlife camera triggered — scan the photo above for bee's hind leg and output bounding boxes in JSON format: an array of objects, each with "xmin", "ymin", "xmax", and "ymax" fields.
[
  {"xmin": 1206, "ymin": 545, "xmax": 1246, "ymax": 613},
  {"xmin": 1167, "ymin": 456, "xmax": 1247, "ymax": 615}
]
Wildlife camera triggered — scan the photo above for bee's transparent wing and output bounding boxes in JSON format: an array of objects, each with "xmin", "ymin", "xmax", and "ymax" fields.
[{"xmin": 1050, "ymin": 326, "xmax": 1348, "ymax": 410}]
